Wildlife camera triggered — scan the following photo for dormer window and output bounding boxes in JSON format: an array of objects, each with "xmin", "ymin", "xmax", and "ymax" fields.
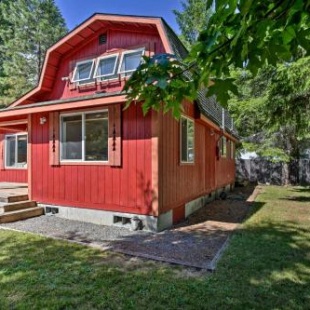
[
  {"xmin": 72, "ymin": 59, "xmax": 95, "ymax": 83},
  {"xmin": 94, "ymin": 54, "xmax": 118, "ymax": 80},
  {"xmin": 118, "ymin": 48, "xmax": 144, "ymax": 75},
  {"xmin": 70, "ymin": 48, "xmax": 145, "ymax": 86}
]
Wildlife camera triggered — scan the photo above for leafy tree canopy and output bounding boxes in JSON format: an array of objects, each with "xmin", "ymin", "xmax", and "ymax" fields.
[
  {"xmin": 125, "ymin": 0, "xmax": 310, "ymax": 118},
  {"xmin": 229, "ymin": 56, "xmax": 310, "ymax": 162}
]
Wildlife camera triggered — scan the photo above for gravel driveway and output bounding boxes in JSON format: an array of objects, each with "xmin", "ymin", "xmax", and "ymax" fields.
[{"xmin": 0, "ymin": 185, "xmax": 258, "ymax": 270}]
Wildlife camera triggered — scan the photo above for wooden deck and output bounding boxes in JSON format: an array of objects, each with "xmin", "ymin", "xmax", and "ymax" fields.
[
  {"xmin": 0, "ymin": 183, "xmax": 44, "ymax": 223},
  {"xmin": 0, "ymin": 182, "xmax": 28, "ymax": 202}
]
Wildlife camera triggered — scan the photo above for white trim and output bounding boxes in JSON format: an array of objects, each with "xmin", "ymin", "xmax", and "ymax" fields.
[
  {"xmin": 94, "ymin": 53, "xmax": 119, "ymax": 78},
  {"xmin": 180, "ymin": 115, "xmax": 195, "ymax": 164},
  {"xmin": 5, "ymin": 132, "xmax": 28, "ymax": 169},
  {"xmin": 72, "ymin": 59, "xmax": 95, "ymax": 82},
  {"xmin": 220, "ymin": 136, "xmax": 227, "ymax": 158},
  {"xmin": 118, "ymin": 48, "xmax": 145, "ymax": 74},
  {"xmin": 60, "ymin": 109, "xmax": 109, "ymax": 163}
]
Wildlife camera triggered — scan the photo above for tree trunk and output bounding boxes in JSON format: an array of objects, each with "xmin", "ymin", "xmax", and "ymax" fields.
[{"xmin": 283, "ymin": 162, "xmax": 290, "ymax": 185}]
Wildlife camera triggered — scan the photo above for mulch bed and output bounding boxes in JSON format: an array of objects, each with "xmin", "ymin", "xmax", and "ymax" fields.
[{"xmin": 110, "ymin": 185, "xmax": 258, "ymax": 270}]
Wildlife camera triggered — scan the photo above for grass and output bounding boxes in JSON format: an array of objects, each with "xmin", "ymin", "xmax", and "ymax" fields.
[{"xmin": 0, "ymin": 186, "xmax": 310, "ymax": 310}]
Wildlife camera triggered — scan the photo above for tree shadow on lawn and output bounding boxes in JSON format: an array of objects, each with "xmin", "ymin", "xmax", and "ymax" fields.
[
  {"xmin": 289, "ymin": 187, "xmax": 310, "ymax": 193},
  {"xmin": 282, "ymin": 187, "xmax": 310, "ymax": 203},
  {"xmin": 1, "ymin": 213, "xmax": 309, "ymax": 309},
  {"xmin": 282, "ymin": 196, "xmax": 310, "ymax": 202},
  {"xmin": 213, "ymin": 218, "xmax": 310, "ymax": 309}
]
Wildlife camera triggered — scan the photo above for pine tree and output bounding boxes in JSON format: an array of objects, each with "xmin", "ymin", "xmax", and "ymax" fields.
[
  {"xmin": 173, "ymin": 0, "xmax": 212, "ymax": 49},
  {"xmin": 0, "ymin": 0, "xmax": 67, "ymax": 103}
]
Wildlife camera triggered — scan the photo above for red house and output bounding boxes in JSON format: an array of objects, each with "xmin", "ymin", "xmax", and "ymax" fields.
[{"xmin": 0, "ymin": 14, "xmax": 237, "ymax": 231}]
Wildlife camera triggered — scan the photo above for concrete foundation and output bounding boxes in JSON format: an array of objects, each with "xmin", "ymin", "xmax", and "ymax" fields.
[{"xmin": 39, "ymin": 182, "xmax": 234, "ymax": 232}]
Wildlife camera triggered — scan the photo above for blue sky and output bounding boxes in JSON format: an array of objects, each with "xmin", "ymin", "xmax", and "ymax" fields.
[{"xmin": 54, "ymin": 0, "xmax": 183, "ymax": 33}]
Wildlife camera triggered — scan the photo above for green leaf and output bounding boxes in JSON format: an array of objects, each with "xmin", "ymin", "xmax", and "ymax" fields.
[{"xmin": 282, "ymin": 26, "xmax": 296, "ymax": 44}]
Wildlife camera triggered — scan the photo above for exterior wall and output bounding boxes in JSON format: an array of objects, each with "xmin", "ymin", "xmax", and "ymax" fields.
[
  {"xmin": 215, "ymin": 135, "xmax": 235, "ymax": 188},
  {"xmin": 159, "ymin": 102, "xmax": 236, "ymax": 222},
  {"xmin": 30, "ymin": 104, "xmax": 155, "ymax": 216},
  {"xmin": 48, "ymin": 29, "xmax": 164, "ymax": 101},
  {"xmin": 26, "ymin": 25, "xmax": 165, "ymax": 217},
  {"xmin": 0, "ymin": 169, "xmax": 27, "ymax": 183},
  {"xmin": 0, "ymin": 133, "xmax": 28, "ymax": 183}
]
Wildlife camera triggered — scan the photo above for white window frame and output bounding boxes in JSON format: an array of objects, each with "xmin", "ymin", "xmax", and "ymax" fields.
[
  {"xmin": 118, "ymin": 48, "xmax": 145, "ymax": 75},
  {"xmin": 220, "ymin": 136, "xmax": 227, "ymax": 158},
  {"xmin": 5, "ymin": 133, "xmax": 28, "ymax": 169},
  {"xmin": 72, "ymin": 59, "xmax": 95, "ymax": 83},
  {"xmin": 180, "ymin": 116, "xmax": 195, "ymax": 164},
  {"xmin": 230, "ymin": 141, "xmax": 235, "ymax": 159},
  {"xmin": 94, "ymin": 53, "xmax": 119, "ymax": 79},
  {"xmin": 60, "ymin": 109, "xmax": 109, "ymax": 163}
]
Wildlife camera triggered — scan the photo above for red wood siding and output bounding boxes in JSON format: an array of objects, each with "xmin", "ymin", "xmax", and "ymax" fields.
[
  {"xmin": 48, "ymin": 29, "xmax": 164, "ymax": 101},
  {"xmin": 160, "ymin": 103, "xmax": 235, "ymax": 214},
  {"xmin": 0, "ymin": 169, "xmax": 27, "ymax": 183},
  {"xmin": 30, "ymin": 104, "xmax": 155, "ymax": 216},
  {"xmin": 0, "ymin": 134, "xmax": 28, "ymax": 183},
  {"xmin": 215, "ymin": 134, "xmax": 235, "ymax": 188}
]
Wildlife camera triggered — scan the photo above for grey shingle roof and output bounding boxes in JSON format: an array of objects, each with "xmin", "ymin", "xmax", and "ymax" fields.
[{"xmin": 161, "ymin": 20, "xmax": 238, "ymax": 138}]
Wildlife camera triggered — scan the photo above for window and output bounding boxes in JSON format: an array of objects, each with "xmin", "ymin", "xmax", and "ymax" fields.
[
  {"xmin": 5, "ymin": 134, "xmax": 27, "ymax": 168},
  {"xmin": 60, "ymin": 110, "xmax": 109, "ymax": 162},
  {"xmin": 220, "ymin": 136, "xmax": 227, "ymax": 158},
  {"xmin": 94, "ymin": 54, "xmax": 118, "ymax": 80},
  {"xmin": 72, "ymin": 59, "xmax": 95, "ymax": 84},
  {"xmin": 180, "ymin": 116, "xmax": 194, "ymax": 163},
  {"xmin": 230, "ymin": 141, "xmax": 235, "ymax": 159},
  {"xmin": 118, "ymin": 48, "xmax": 144, "ymax": 75}
]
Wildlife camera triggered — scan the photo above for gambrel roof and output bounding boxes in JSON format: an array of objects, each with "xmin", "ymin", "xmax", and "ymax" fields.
[{"xmin": 3, "ymin": 13, "xmax": 237, "ymax": 137}]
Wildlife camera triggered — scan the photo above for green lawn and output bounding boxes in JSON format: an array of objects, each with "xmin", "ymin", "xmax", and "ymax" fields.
[{"xmin": 0, "ymin": 186, "xmax": 309, "ymax": 310}]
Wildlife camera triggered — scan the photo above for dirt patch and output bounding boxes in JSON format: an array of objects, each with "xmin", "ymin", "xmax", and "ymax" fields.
[{"xmin": 109, "ymin": 185, "xmax": 260, "ymax": 270}]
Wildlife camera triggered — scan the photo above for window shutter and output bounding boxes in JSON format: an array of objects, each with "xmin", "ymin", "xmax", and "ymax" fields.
[
  {"xmin": 49, "ymin": 112, "xmax": 60, "ymax": 166},
  {"xmin": 108, "ymin": 104, "xmax": 122, "ymax": 166},
  {"xmin": 0, "ymin": 134, "xmax": 4, "ymax": 170}
]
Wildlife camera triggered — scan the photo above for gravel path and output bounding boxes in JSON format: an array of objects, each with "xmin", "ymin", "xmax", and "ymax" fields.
[{"xmin": 0, "ymin": 185, "xmax": 258, "ymax": 270}]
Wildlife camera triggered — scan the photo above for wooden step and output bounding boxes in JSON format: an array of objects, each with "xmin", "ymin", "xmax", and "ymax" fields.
[
  {"xmin": 0, "ymin": 201, "xmax": 37, "ymax": 214},
  {"xmin": 0, "ymin": 207, "xmax": 44, "ymax": 224},
  {"xmin": 0, "ymin": 195, "xmax": 29, "ymax": 203}
]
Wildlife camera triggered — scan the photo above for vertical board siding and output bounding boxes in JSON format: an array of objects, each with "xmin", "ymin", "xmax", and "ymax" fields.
[
  {"xmin": 30, "ymin": 105, "xmax": 153, "ymax": 215},
  {"xmin": 0, "ymin": 169, "xmax": 27, "ymax": 183},
  {"xmin": 161, "ymin": 103, "xmax": 236, "ymax": 214},
  {"xmin": 48, "ymin": 30, "xmax": 164, "ymax": 100},
  {"xmin": 215, "ymin": 133, "xmax": 236, "ymax": 188},
  {"xmin": 0, "ymin": 134, "xmax": 28, "ymax": 183}
]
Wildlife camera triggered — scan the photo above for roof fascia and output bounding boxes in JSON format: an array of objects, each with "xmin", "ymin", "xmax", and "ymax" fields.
[{"xmin": 0, "ymin": 95, "xmax": 127, "ymax": 119}]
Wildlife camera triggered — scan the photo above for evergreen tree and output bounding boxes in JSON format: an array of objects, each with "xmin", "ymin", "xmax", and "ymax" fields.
[
  {"xmin": 228, "ymin": 57, "xmax": 310, "ymax": 183},
  {"xmin": 0, "ymin": 0, "xmax": 67, "ymax": 102},
  {"xmin": 173, "ymin": 0, "xmax": 212, "ymax": 49}
]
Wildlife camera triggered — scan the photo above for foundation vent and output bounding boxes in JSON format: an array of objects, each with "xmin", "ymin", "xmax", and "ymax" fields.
[
  {"xmin": 113, "ymin": 215, "xmax": 143, "ymax": 230},
  {"xmin": 45, "ymin": 206, "xmax": 59, "ymax": 215}
]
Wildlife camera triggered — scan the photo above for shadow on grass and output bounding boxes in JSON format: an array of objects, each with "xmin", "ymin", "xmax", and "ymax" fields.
[
  {"xmin": 282, "ymin": 196, "xmax": 310, "ymax": 202},
  {"xmin": 1, "ymin": 185, "xmax": 309, "ymax": 309},
  {"xmin": 1, "ymin": 209, "xmax": 309, "ymax": 309},
  {"xmin": 289, "ymin": 187, "xmax": 310, "ymax": 193}
]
